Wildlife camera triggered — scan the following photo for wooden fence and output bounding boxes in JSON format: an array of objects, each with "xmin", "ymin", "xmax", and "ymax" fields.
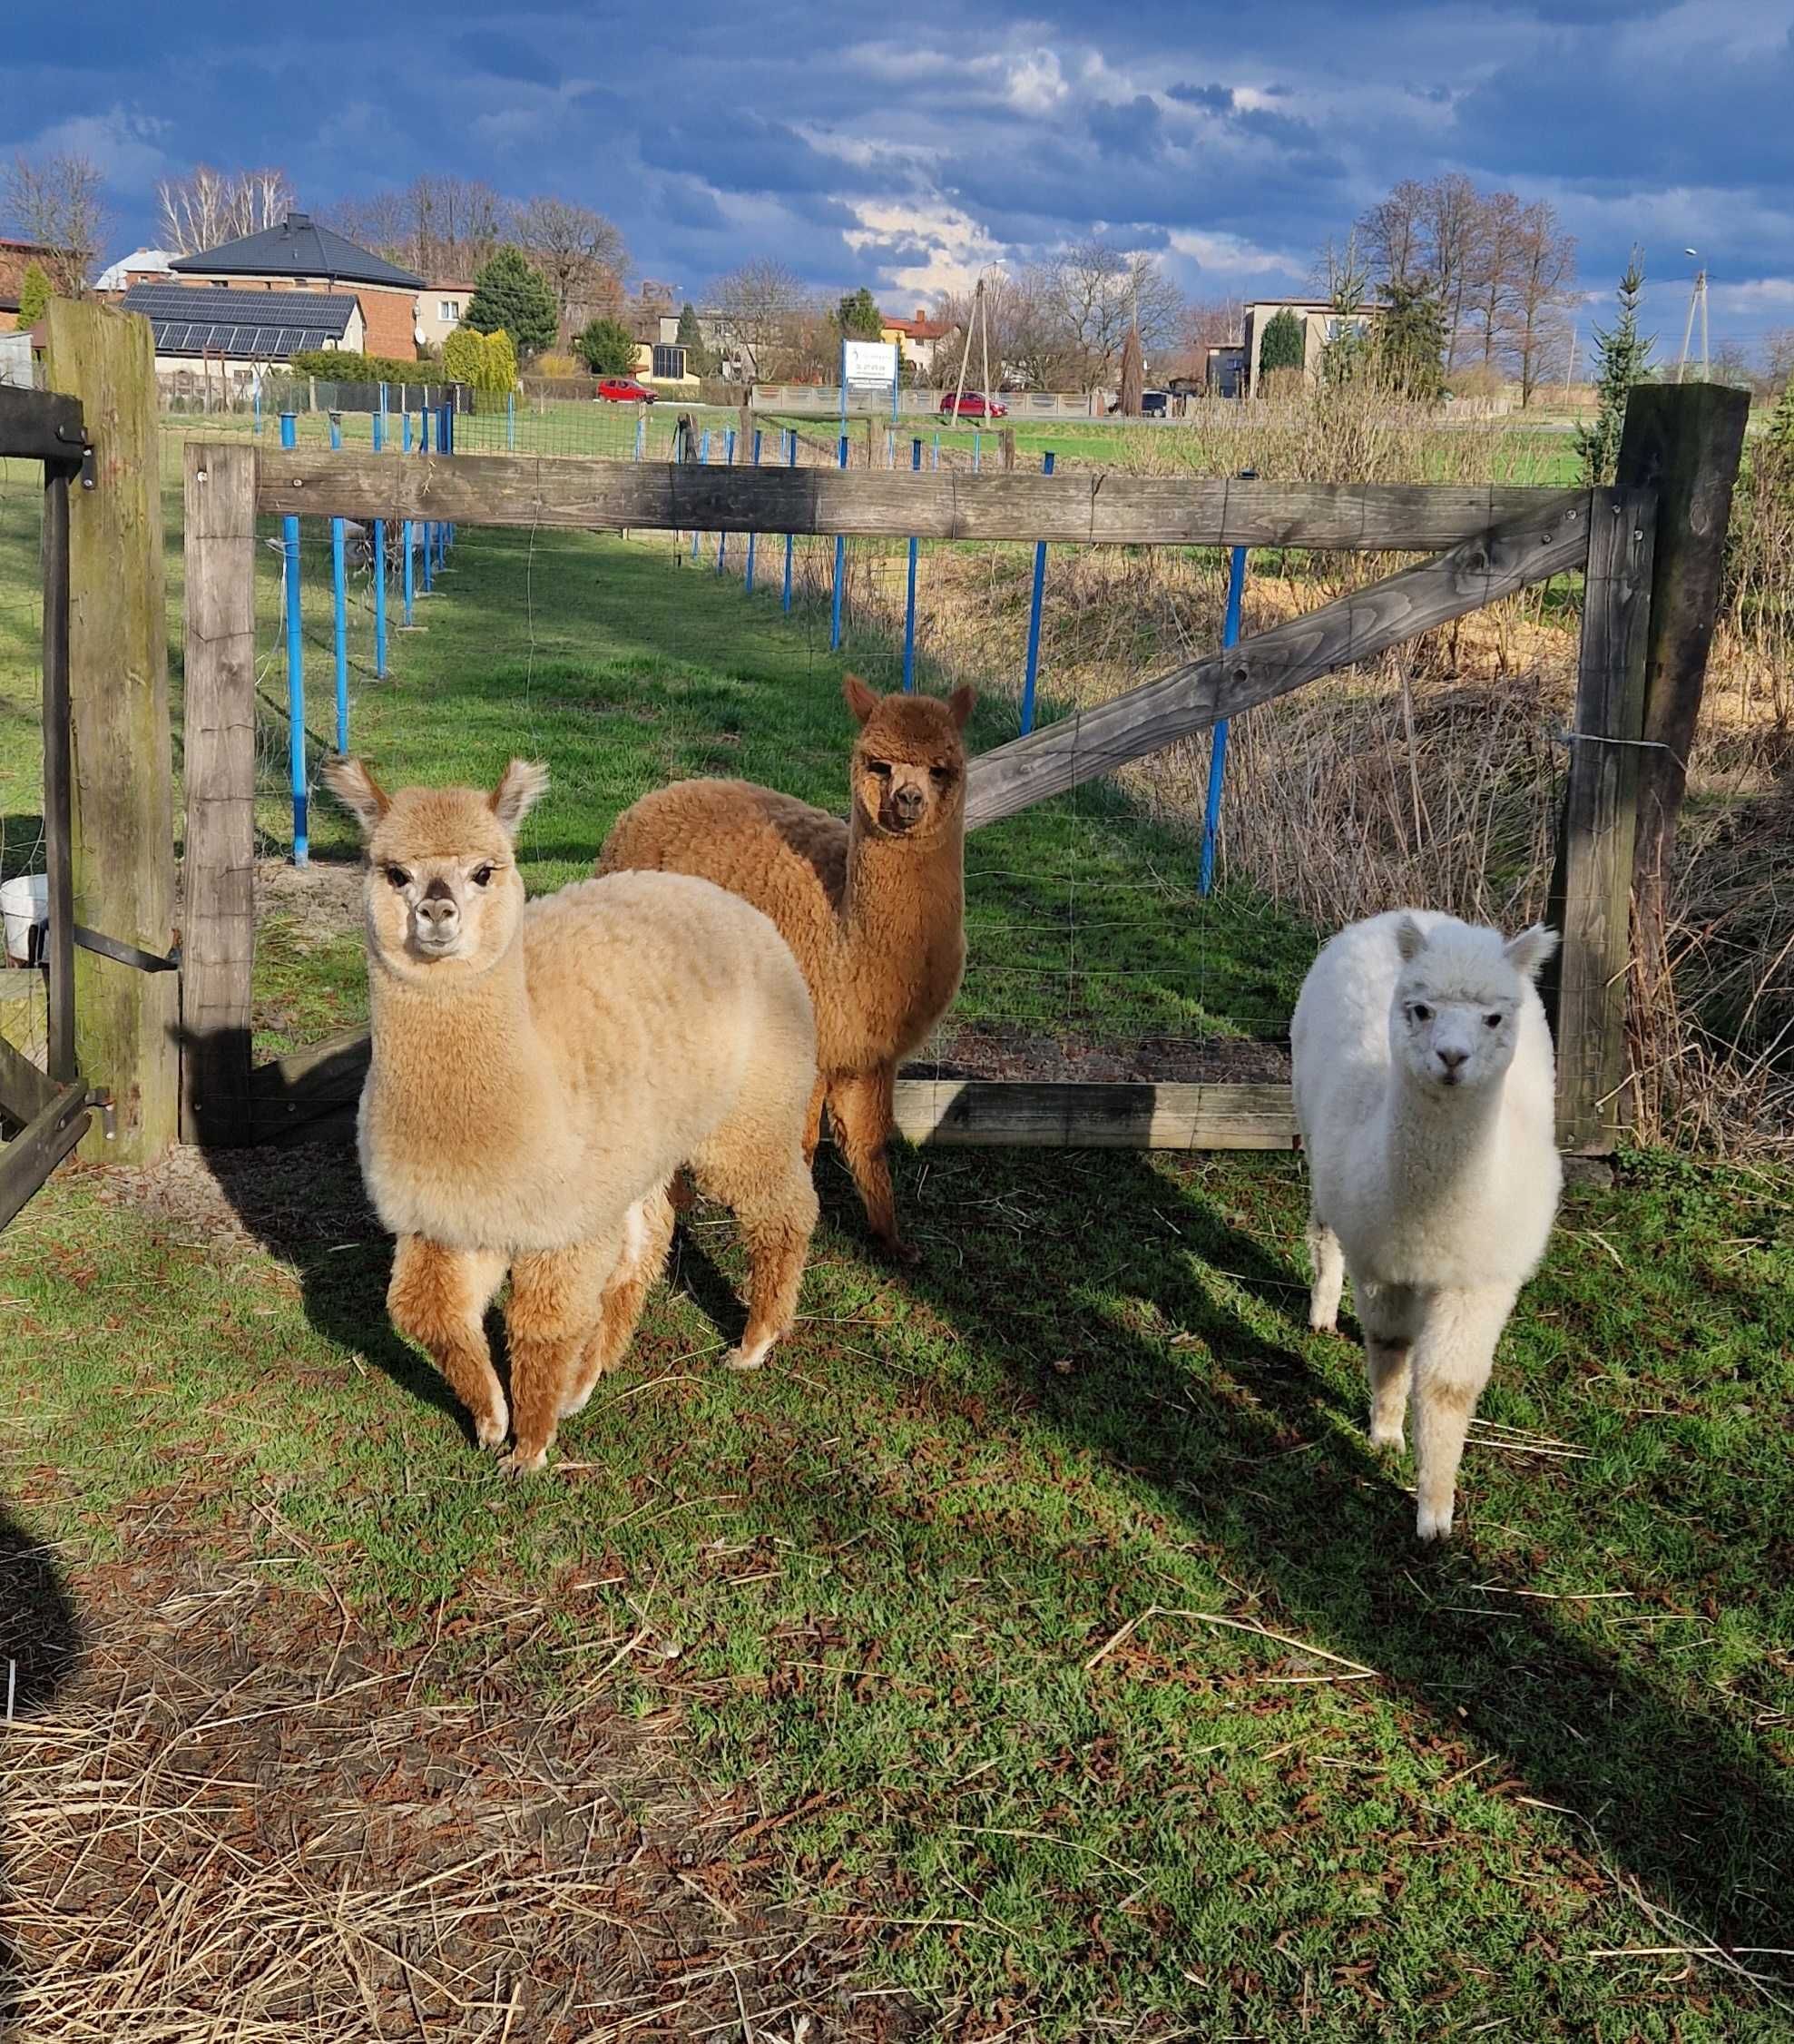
[{"xmin": 176, "ymin": 387, "xmax": 1744, "ymax": 1160}]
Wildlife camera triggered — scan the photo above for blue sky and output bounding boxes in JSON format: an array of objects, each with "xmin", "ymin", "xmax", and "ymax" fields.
[{"xmin": 12, "ymin": 1, "xmax": 1794, "ymax": 353}]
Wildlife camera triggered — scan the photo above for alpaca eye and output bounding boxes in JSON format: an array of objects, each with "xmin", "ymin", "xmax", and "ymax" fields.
[
  {"xmin": 930, "ymin": 765, "xmax": 956, "ymax": 786},
  {"xmin": 472, "ymin": 865, "xmax": 495, "ymax": 888},
  {"xmin": 866, "ymin": 760, "xmax": 891, "ymax": 779},
  {"xmin": 1411, "ymin": 1003, "xmax": 1433, "ymax": 1024},
  {"xmin": 384, "ymin": 865, "xmax": 410, "ymax": 889},
  {"xmin": 1485, "ymin": 1012, "xmax": 1503, "ymax": 1029}
]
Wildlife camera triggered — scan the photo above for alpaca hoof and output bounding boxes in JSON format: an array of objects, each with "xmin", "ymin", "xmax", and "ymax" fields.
[
  {"xmin": 1309, "ymin": 1315, "xmax": 1338, "ymax": 1335},
  {"xmin": 723, "ymin": 1330, "xmax": 779, "ymax": 1372},
  {"xmin": 878, "ymin": 1234, "xmax": 923, "ymax": 1269},
  {"xmin": 473, "ymin": 1404, "xmax": 509, "ymax": 1449},
  {"xmin": 1369, "ymin": 1422, "xmax": 1406, "ymax": 1453},
  {"xmin": 498, "ymin": 1444, "xmax": 548, "ymax": 1477},
  {"xmin": 1415, "ymin": 1504, "xmax": 1454, "ymax": 1543}
]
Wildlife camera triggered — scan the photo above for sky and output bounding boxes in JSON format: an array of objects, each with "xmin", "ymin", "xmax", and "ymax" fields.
[{"xmin": 10, "ymin": 0, "xmax": 1794, "ymax": 359}]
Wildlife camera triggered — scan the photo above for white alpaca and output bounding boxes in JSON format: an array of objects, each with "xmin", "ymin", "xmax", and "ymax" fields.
[{"xmin": 1290, "ymin": 909, "xmax": 1562, "ymax": 1541}]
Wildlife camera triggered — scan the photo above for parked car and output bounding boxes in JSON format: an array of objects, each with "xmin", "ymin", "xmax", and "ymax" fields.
[
  {"xmin": 1108, "ymin": 389, "xmax": 1171, "ymax": 417},
  {"xmin": 594, "ymin": 378, "xmax": 658, "ymax": 403},
  {"xmin": 939, "ymin": 391, "xmax": 1007, "ymax": 418}
]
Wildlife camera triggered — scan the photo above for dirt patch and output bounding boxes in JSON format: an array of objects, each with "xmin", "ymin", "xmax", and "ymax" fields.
[
  {"xmin": 0, "ymin": 1483, "xmax": 926, "ymax": 2040},
  {"xmin": 917, "ymin": 1024, "xmax": 1290, "ymax": 1086}
]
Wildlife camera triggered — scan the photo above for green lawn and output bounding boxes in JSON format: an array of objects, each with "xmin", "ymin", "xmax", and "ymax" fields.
[{"xmin": 1, "ymin": 432, "xmax": 1790, "ymax": 2037}]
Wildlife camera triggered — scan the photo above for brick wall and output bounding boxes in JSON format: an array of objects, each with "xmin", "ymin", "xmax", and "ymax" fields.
[{"xmin": 173, "ymin": 273, "xmax": 417, "ymax": 359}]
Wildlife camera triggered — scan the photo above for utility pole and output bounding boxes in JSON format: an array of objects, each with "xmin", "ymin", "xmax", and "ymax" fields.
[{"xmin": 1675, "ymin": 250, "xmax": 1710, "ymax": 384}]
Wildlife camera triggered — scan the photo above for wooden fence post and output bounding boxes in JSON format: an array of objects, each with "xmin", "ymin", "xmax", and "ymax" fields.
[
  {"xmin": 1001, "ymin": 427, "xmax": 1017, "ymax": 472},
  {"xmin": 1613, "ymin": 384, "xmax": 1750, "ymax": 990},
  {"xmin": 1554, "ymin": 485, "xmax": 1656, "ymax": 1154},
  {"xmin": 43, "ymin": 300, "xmax": 178, "ymax": 1165},
  {"xmin": 180, "ymin": 443, "xmax": 259, "ymax": 1146}
]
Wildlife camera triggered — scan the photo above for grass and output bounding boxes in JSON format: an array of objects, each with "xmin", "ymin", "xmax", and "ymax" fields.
[{"xmin": 3, "ymin": 466, "xmax": 1793, "ymax": 2034}]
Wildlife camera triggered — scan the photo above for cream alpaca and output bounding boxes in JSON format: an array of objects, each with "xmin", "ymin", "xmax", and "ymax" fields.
[
  {"xmin": 599, "ymin": 675, "xmax": 973, "ymax": 1262},
  {"xmin": 1291, "ymin": 909, "xmax": 1562, "ymax": 1541},
  {"xmin": 322, "ymin": 755, "xmax": 819, "ymax": 1472}
]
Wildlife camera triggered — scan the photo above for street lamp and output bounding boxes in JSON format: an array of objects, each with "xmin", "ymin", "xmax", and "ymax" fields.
[{"xmin": 1676, "ymin": 248, "xmax": 1710, "ymax": 384}]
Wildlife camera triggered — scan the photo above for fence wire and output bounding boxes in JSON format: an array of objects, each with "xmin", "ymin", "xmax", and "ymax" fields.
[{"xmin": 0, "ymin": 457, "xmax": 49, "ymax": 1076}]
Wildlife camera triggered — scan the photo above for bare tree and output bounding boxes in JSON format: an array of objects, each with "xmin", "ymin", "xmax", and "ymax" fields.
[
  {"xmin": 156, "ymin": 164, "xmax": 297, "ymax": 254},
  {"xmin": 1420, "ymin": 172, "xmax": 1483, "ymax": 360},
  {"xmin": 1041, "ymin": 241, "xmax": 1181, "ymax": 388},
  {"xmin": 932, "ymin": 270, "xmax": 1073, "ymax": 391},
  {"xmin": 1358, "ymin": 179, "xmax": 1426, "ymax": 288},
  {"xmin": 709, "ymin": 260, "xmax": 808, "ymax": 378},
  {"xmin": 1762, "ymin": 328, "xmax": 1794, "ymax": 392},
  {"xmin": 2, "ymin": 152, "xmax": 107, "ymax": 292},
  {"xmin": 1508, "ymin": 200, "xmax": 1577, "ymax": 406},
  {"xmin": 328, "ymin": 179, "xmax": 512, "ymax": 278},
  {"xmin": 510, "ymin": 196, "xmax": 629, "ymax": 335},
  {"xmin": 1465, "ymin": 189, "xmax": 1523, "ymax": 374}
]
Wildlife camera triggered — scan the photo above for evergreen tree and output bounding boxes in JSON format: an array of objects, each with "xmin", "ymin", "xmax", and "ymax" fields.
[
  {"xmin": 1375, "ymin": 276, "xmax": 1448, "ymax": 401},
  {"xmin": 835, "ymin": 287, "xmax": 885, "ymax": 340},
  {"xmin": 573, "ymin": 317, "xmax": 639, "ymax": 377},
  {"xmin": 442, "ymin": 325, "xmax": 517, "ymax": 398},
  {"xmin": 464, "ymin": 247, "xmax": 559, "ymax": 361},
  {"xmin": 1575, "ymin": 250, "xmax": 1652, "ymax": 486},
  {"xmin": 15, "ymin": 260, "xmax": 52, "ymax": 329},
  {"xmin": 1258, "ymin": 307, "xmax": 1305, "ymax": 377},
  {"xmin": 1765, "ymin": 374, "xmax": 1794, "ymax": 457},
  {"xmin": 676, "ymin": 301, "xmax": 711, "ymax": 374}
]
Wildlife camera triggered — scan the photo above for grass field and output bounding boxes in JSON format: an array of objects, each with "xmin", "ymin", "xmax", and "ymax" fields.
[{"xmin": 2, "ymin": 445, "xmax": 1792, "ymax": 2035}]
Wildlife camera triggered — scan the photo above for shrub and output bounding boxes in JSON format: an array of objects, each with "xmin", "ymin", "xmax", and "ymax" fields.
[
  {"xmin": 442, "ymin": 325, "xmax": 517, "ymax": 395},
  {"xmin": 288, "ymin": 350, "xmax": 450, "ymax": 388},
  {"xmin": 1258, "ymin": 308, "xmax": 1306, "ymax": 377},
  {"xmin": 573, "ymin": 317, "xmax": 638, "ymax": 378},
  {"xmin": 16, "ymin": 261, "xmax": 52, "ymax": 329}
]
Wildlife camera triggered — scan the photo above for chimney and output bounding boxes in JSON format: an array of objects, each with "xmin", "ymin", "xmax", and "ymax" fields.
[{"xmin": 285, "ymin": 213, "xmax": 312, "ymax": 234}]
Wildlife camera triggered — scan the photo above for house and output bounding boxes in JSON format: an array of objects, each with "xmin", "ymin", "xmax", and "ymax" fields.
[
  {"xmin": 121, "ymin": 280, "xmax": 363, "ymax": 382},
  {"xmin": 1241, "ymin": 297, "xmax": 1379, "ymax": 395},
  {"xmin": 415, "ymin": 281, "xmax": 475, "ymax": 356},
  {"xmin": 621, "ymin": 306, "xmax": 697, "ymax": 389},
  {"xmin": 879, "ymin": 306, "xmax": 956, "ymax": 378},
  {"xmin": 0, "ymin": 238, "xmax": 77, "ymax": 331},
  {"xmin": 168, "ymin": 212, "xmax": 425, "ymax": 359},
  {"xmin": 96, "ymin": 248, "xmax": 177, "ymax": 295}
]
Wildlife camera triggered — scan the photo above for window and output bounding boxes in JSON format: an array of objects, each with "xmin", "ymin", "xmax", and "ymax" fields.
[
  {"xmin": 439, "ymin": 300, "xmax": 459, "ymax": 321},
  {"xmin": 652, "ymin": 343, "xmax": 686, "ymax": 380}
]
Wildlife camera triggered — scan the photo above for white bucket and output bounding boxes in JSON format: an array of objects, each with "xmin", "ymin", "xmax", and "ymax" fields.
[{"xmin": 1, "ymin": 874, "xmax": 48, "ymax": 966}]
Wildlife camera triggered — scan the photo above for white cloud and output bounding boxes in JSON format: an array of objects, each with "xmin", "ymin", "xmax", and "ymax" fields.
[
  {"xmin": 1168, "ymin": 227, "xmax": 1307, "ymax": 280},
  {"xmin": 1711, "ymin": 276, "xmax": 1794, "ymax": 314},
  {"xmin": 25, "ymin": 106, "xmax": 169, "ymax": 190},
  {"xmin": 842, "ymin": 198, "xmax": 1005, "ymax": 296},
  {"xmin": 1005, "ymin": 48, "xmax": 1068, "ymax": 114}
]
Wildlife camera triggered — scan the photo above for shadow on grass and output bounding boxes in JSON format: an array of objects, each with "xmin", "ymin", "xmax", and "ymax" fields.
[
  {"xmin": 0, "ymin": 1499, "xmax": 83, "ymax": 2026},
  {"xmin": 880, "ymin": 1143, "xmax": 1790, "ymax": 1963}
]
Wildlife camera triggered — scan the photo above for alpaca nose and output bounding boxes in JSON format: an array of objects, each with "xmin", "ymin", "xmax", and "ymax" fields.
[
  {"xmin": 417, "ymin": 884, "xmax": 458, "ymax": 932},
  {"xmin": 891, "ymin": 784, "xmax": 925, "ymax": 823},
  {"xmin": 1437, "ymin": 1046, "xmax": 1468, "ymax": 1072}
]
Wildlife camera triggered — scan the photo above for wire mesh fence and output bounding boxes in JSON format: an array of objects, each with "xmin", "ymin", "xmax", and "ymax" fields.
[{"xmin": 0, "ymin": 457, "xmax": 49, "ymax": 1074}]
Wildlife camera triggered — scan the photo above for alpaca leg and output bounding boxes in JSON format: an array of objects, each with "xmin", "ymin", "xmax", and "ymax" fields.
[
  {"xmin": 560, "ymin": 1189, "xmax": 677, "ymax": 1417},
  {"xmin": 828, "ymin": 1065, "xmax": 914, "ymax": 1263},
  {"xmin": 387, "ymin": 1236, "xmax": 509, "ymax": 1448},
  {"xmin": 502, "ymin": 1235, "xmax": 616, "ymax": 1475},
  {"xmin": 689, "ymin": 1129, "xmax": 819, "ymax": 1371},
  {"xmin": 1306, "ymin": 1211, "xmax": 1346, "ymax": 1332},
  {"xmin": 801, "ymin": 1074, "xmax": 828, "ymax": 1170},
  {"xmin": 1357, "ymin": 1280, "xmax": 1420, "ymax": 1453},
  {"xmin": 1408, "ymin": 1285, "xmax": 1516, "ymax": 1542}
]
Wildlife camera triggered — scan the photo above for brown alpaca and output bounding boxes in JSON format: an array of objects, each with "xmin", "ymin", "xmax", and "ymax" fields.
[
  {"xmin": 320, "ymin": 755, "xmax": 819, "ymax": 1473},
  {"xmin": 598, "ymin": 675, "xmax": 973, "ymax": 1262}
]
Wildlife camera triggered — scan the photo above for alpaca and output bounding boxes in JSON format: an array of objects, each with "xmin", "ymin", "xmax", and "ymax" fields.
[
  {"xmin": 1290, "ymin": 909, "xmax": 1563, "ymax": 1541},
  {"xmin": 321, "ymin": 754, "xmax": 819, "ymax": 1473},
  {"xmin": 598, "ymin": 674, "xmax": 974, "ymax": 1263}
]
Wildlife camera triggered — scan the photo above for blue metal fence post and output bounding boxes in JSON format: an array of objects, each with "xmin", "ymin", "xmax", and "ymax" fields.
[
  {"xmin": 279, "ymin": 414, "xmax": 308, "ymax": 865},
  {"xmin": 745, "ymin": 427, "xmax": 762, "ymax": 593},
  {"xmin": 829, "ymin": 430, "xmax": 848, "ymax": 651},
  {"xmin": 506, "ymin": 388, "xmax": 516, "ymax": 453},
  {"xmin": 1200, "ymin": 474, "xmax": 1254, "ymax": 896},
  {"xmin": 401, "ymin": 411, "xmax": 416, "ymax": 626},
  {"xmin": 972, "ymin": 428, "xmax": 980, "ymax": 474},
  {"xmin": 252, "ymin": 380, "xmax": 262, "ymax": 437},
  {"xmin": 419, "ymin": 404, "xmax": 434, "ymax": 594},
  {"xmin": 782, "ymin": 430, "xmax": 795, "ymax": 613},
  {"xmin": 440, "ymin": 401, "xmax": 453, "ymax": 555},
  {"xmin": 1019, "ymin": 449, "xmax": 1054, "ymax": 734},
  {"xmin": 904, "ymin": 437, "xmax": 921, "ymax": 692},
  {"xmin": 691, "ymin": 428, "xmax": 711, "ymax": 560},
  {"xmin": 932, "ymin": 432, "xmax": 940, "ymax": 471},
  {"xmin": 328, "ymin": 413, "xmax": 349, "ymax": 752},
  {"xmin": 718, "ymin": 427, "xmax": 736, "ymax": 572},
  {"xmin": 371, "ymin": 412, "xmax": 388, "ymax": 679}
]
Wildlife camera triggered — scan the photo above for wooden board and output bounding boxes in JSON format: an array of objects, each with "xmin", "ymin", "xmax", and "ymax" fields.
[
  {"xmin": 252, "ymin": 447, "xmax": 1580, "ymax": 552},
  {"xmin": 1553, "ymin": 485, "xmax": 1657, "ymax": 1154},
  {"xmin": 0, "ymin": 1081, "xmax": 91, "ymax": 1233},
  {"xmin": 44, "ymin": 300, "xmax": 178, "ymax": 1164},
  {"xmin": 891, "ymin": 1078, "xmax": 1299, "ymax": 1149},
  {"xmin": 0, "ymin": 386, "xmax": 85, "ymax": 467},
  {"xmin": 966, "ymin": 489, "xmax": 1598, "ymax": 831},
  {"xmin": 180, "ymin": 442, "xmax": 260, "ymax": 1146}
]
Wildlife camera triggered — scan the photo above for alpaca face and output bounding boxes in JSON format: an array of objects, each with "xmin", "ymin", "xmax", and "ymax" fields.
[
  {"xmin": 320, "ymin": 756, "xmax": 549, "ymax": 985},
  {"xmin": 1388, "ymin": 915, "xmax": 1558, "ymax": 1095},
  {"xmin": 843, "ymin": 675, "xmax": 975, "ymax": 843}
]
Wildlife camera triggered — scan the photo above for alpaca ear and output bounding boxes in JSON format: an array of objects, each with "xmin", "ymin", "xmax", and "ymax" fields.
[
  {"xmin": 947, "ymin": 683, "xmax": 976, "ymax": 732},
  {"xmin": 843, "ymin": 673, "xmax": 880, "ymax": 725},
  {"xmin": 488, "ymin": 759, "xmax": 549, "ymax": 836},
  {"xmin": 319, "ymin": 754, "xmax": 390, "ymax": 835},
  {"xmin": 1504, "ymin": 923, "xmax": 1560, "ymax": 980},
  {"xmin": 1394, "ymin": 914, "xmax": 1428, "ymax": 963}
]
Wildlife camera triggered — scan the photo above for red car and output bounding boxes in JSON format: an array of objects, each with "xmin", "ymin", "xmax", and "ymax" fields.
[
  {"xmin": 939, "ymin": 391, "xmax": 1007, "ymax": 418},
  {"xmin": 594, "ymin": 378, "xmax": 658, "ymax": 403}
]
